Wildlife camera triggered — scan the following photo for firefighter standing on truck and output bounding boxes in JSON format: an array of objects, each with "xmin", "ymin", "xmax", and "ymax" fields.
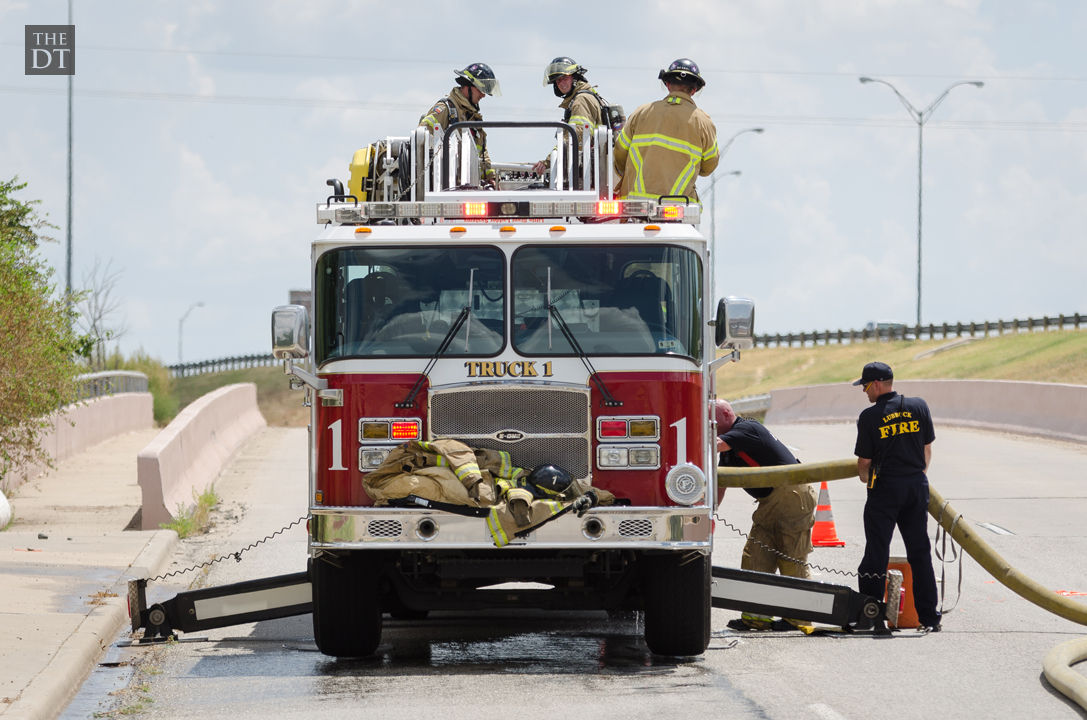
[
  {"xmin": 714, "ymin": 399, "xmax": 818, "ymax": 632},
  {"xmin": 419, "ymin": 63, "xmax": 502, "ymax": 188},
  {"xmin": 613, "ymin": 58, "xmax": 719, "ymax": 201},
  {"xmin": 532, "ymin": 57, "xmax": 605, "ymax": 177}
]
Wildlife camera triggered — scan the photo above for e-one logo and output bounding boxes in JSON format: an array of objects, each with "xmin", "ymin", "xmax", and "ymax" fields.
[{"xmin": 25, "ymin": 25, "xmax": 75, "ymax": 75}]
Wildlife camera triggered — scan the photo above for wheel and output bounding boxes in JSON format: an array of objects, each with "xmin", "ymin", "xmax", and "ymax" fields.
[
  {"xmin": 310, "ymin": 554, "xmax": 382, "ymax": 657},
  {"xmin": 640, "ymin": 551, "xmax": 711, "ymax": 657}
]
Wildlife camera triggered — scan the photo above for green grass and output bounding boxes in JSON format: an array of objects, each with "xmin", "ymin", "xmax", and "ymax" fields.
[
  {"xmin": 160, "ymin": 485, "xmax": 220, "ymax": 539},
  {"xmin": 714, "ymin": 329, "xmax": 1087, "ymax": 400}
]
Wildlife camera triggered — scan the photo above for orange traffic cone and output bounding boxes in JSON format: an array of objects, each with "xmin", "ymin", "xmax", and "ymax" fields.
[{"xmin": 812, "ymin": 481, "xmax": 846, "ymax": 547}]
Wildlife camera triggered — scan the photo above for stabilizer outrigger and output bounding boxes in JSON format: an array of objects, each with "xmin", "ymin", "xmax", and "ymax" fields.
[{"xmin": 128, "ymin": 566, "xmax": 882, "ymax": 642}]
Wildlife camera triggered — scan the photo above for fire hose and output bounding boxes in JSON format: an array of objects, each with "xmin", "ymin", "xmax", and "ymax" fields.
[{"xmin": 718, "ymin": 460, "xmax": 1087, "ymax": 710}]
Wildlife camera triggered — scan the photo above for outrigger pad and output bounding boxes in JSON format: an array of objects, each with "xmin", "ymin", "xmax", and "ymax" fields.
[
  {"xmin": 710, "ymin": 565, "xmax": 882, "ymax": 628},
  {"xmin": 128, "ymin": 572, "xmax": 311, "ymax": 639}
]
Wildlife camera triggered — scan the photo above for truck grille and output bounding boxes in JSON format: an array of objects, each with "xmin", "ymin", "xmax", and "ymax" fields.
[{"xmin": 430, "ymin": 385, "xmax": 590, "ymax": 479}]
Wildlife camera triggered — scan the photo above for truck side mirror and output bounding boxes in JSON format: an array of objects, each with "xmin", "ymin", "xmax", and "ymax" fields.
[
  {"xmin": 715, "ymin": 296, "xmax": 755, "ymax": 350},
  {"xmin": 271, "ymin": 305, "xmax": 310, "ymax": 359}
]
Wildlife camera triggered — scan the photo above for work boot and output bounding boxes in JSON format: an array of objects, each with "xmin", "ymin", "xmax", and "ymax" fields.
[{"xmin": 727, "ymin": 617, "xmax": 772, "ymax": 631}]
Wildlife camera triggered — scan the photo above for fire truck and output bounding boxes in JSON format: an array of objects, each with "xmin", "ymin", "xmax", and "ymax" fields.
[
  {"xmin": 268, "ymin": 119, "xmax": 753, "ymax": 658},
  {"xmin": 129, "ymin": 120, "xmax": 883, "ymax": 658}
]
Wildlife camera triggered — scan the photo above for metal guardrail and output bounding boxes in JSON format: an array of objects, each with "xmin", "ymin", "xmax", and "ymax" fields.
[
  {"xmin": 755, "ymin": 313, "xmax": 1083, "ymax": 348},
  {"xmin": 76, "ymin": 370, "xmax": 149, "ymax": 400},
  {"xmin": 168, "ymin": 353, "xmax": 278, "ymax": 378},
  {"xmin": 168, "ymin": 314, "xmax": 1084, "ymax": 379}
]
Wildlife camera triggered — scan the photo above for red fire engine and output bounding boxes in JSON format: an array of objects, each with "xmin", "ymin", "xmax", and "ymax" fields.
[
  {"xmin": 128, "ymin": 121, "xmax": 882, "ymax": 658},
  {"xmin": 273, "ymin": 120, "xmax": 753, "ymax": 657}
]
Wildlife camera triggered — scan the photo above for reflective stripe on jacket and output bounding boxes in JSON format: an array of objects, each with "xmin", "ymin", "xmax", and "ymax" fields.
[
  {"xmin": 418, "ymin": 89, "xmax": 495, "ymax": 179},
  {"xmin": 562, "ymin": 81, "xmax": 603, "ymax": 131},
  {"xmin": 613, "ymin": 91, "xmax": 718, "ymax": 200}
]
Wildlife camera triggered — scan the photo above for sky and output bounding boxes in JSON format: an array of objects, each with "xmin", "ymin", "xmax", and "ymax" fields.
[{"xmin": 2, "ymin": 0, "xmax": 1085, "ymax": 365}]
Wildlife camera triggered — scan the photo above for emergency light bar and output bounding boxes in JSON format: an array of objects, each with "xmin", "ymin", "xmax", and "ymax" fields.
[{"xmin": 317, "ymin": 199, "xmax": 699, "ymax": 225}]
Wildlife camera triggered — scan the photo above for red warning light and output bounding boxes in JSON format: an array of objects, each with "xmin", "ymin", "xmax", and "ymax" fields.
[
  {"xmin": 599, "ymin": 420, "xmax": 628, "ymax": 438},
  {"xmin": 390, "ymin": 420, "xmax": 421, "ymax": 440},
  {"xmin": 597, "ymin": 201, "xmax": 621, "ymax": 215},
  {"xmin": 464, "ymin": 202, "xmax": 489, "ymax": 217},
  {"xmin": 661, "ymin": 205, "xmax": 684, "ymax": 220}
]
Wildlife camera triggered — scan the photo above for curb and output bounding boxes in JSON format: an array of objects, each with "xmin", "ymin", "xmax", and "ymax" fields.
[{"xmin": 6, "ymin": 530, "xmax": 178, "ymax": 720}]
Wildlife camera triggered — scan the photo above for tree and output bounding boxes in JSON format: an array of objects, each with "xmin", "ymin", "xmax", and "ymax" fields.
[
  {"xmin": 76, "ymin": 257, "xmax": 128, "ymax": 369},
  {"xmin": 0, "ymin": 177, "xmax": 87, "ymax": 483}
]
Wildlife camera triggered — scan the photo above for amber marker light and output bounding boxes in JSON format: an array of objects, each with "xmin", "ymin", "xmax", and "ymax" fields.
[
  {"xmin": 450, "ymin": 226, "xmax": 467, "ymax": 234},
  {"xmin": 355, "ymin": 227, "xmax": 372, "ymax": 233},
  {"xmin": 499, "ymin": 226, "xmax": 517, "ymax": 233},
  {"xmin": 549, "ymin": 225, "xmax": 567, "ymax": 233},
  {"xmin": 361, "ymin": 421, "xmax": 390, "ymax": 439}
]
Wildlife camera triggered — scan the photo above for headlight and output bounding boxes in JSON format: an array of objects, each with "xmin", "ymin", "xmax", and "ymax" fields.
[
  {"xmin": 665, "ymin": 463, "xmax": 706, "ymax": 505},
  {"xmin": 597, "ymin": 446, "xmax": 629, "ymax": 468},
  {"xmin": 359, "ymin": 447, "xmax": 392, "ymax": 470}
]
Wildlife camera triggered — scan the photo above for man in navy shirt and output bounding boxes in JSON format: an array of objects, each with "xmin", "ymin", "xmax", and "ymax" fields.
[
  {"xmin": 715, "ymin": 400, "xmax": 818, "ymax": 631},
  {"xmin": 853, "ymin": 361, "xmax": 941, "ymax": 633}
]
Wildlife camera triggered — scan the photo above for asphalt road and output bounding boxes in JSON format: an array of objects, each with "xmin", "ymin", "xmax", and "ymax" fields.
[{"xmin": 65, "ymin": 423, "xmax": 1087, "ymax": 720}]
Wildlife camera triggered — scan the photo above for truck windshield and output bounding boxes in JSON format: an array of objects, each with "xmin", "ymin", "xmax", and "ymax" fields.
[
  {"xmin": 511, "ymin": 245, "xmax": 702, "ymax": 358},
  {"xmin": 315, "ymin": 246, "xmax": 505, "ymax": 363}
]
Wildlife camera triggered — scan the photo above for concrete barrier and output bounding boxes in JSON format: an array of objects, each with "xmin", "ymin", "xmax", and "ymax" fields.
[
  {"xmin": 766, "ymin": 380, "xmax": 1087, "ymax": 444},
  {"xmin": 137, "ymin": 383, "xmax": 267, "ymax": 530},
  {"xmin": 2, "ymin": 393, "xmax": 154, "ymax": 494}
]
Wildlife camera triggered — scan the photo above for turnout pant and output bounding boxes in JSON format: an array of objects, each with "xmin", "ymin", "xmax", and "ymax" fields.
[{"xmin": 858, "ymin": 473, "xmax": 941, "ymax": 626}]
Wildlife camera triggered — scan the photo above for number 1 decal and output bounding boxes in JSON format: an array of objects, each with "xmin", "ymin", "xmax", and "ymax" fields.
[
  {"xmin": 669, "ymin": 417, "xmax": 687, "ymax": 465},
  {"xmin": 327, "ymin": 419, "xmax": 348, "ymax": 471}
]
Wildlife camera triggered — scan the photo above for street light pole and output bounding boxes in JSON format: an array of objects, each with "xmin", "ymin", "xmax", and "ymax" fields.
[
  {"xmin": 706, "ymin": 127, "xmax": 763, "ymax": 247},
  {"xmin": 178, "ymin": 301, "xmax": 204, "ymax": 365},
  {"xmin": 706, "ymin": 169, "xmax": 742, "ymax": 253},
  {"xmin": 859, "ymin": 77, "xmax": 983, "ymax": 328}
]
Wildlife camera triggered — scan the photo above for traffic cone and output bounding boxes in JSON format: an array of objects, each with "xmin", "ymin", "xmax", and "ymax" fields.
[{"xmin": 812, "ymin": 481, "xmax": 846, "ymax": 547}]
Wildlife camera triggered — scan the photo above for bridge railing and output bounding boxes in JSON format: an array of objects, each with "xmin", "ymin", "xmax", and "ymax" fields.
[
  {"xmin": 755, "ymin": 313, "xmax": 1082, "ymax": 348},
  {"xmin": 168, "ymin": 353, "xmax": 278, "ymax": 378},
  {"xmin": 75, "ymin": 370, "xmax": 149, "ymax": 400},
  {"xmin": 166, "ymin": 314, "xmax": 1084, "ymax": 378}
]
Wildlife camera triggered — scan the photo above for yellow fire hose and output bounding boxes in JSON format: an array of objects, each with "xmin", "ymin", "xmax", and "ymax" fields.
[{"xmin": 718, "ymin": 460, "xmax": 1087, "ymax": 710}]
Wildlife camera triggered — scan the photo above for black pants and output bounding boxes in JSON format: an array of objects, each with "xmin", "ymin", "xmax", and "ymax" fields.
[{"xmin": 858, "ymin": 473, "xmax": 940, "ymax": 626}]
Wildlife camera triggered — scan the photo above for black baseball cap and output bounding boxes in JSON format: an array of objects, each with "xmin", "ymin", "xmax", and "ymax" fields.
[{"xmin": 852, "ymin": 361, "xmax": 894, "ymax": 386}]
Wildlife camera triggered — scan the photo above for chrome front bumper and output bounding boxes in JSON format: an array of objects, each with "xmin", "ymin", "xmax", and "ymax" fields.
[{"xmin": 309, "ymin": 505, "xmax": 711, "ymax": 551}]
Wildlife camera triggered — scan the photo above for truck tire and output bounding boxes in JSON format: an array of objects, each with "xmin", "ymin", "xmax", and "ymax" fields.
[
  {"xmin": 310, "ymin": 555, "xmax": 382, "ymax": 657},
  {"xmin": 641, "ymin": 551, "xmax": 711, "ymax": 656}
]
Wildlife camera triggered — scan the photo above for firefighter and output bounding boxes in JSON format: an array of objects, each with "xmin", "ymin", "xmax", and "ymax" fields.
[
  {"xmin": 715, "ymin": 399, "xmax": 818, "ymax": 632},
  {"xmin": 419, "ymin": 63, "xmax": 502, "ymax": 188},
  {"xmin": 613, "ymin": 58, "xmax": 719, "ymax": 201},
  {"xmin": 532, "ymin": 57, "xmax": 605, "ymax": 177}
]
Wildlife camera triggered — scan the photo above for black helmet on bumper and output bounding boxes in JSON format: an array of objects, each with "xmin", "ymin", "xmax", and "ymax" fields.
[{"xmin": 526, "ymin": 464, "xmax": 574, "ymax": 498}]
